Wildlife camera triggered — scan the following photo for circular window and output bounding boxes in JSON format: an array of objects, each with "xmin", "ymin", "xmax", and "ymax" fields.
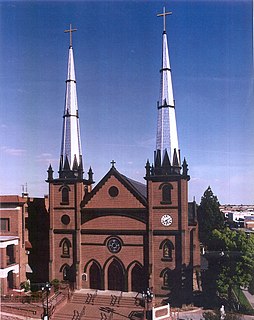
[
  {"xmin": 107, "ymin": 238, "xmax": 122, "ymax": 253},
  {"xmin": 61, "ymin": 214, "xmax": 70, "ymax": 225},
  {"xmin": 108, "ymin": 186, "xmax": 119, "ymax": 197}
]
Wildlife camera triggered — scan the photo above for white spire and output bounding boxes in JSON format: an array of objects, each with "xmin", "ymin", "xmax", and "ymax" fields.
[
  {"xmin": 60, "ymin": 40, "xmax": 82, "ymax": 170},
  {"xmin": 156, "ymin": 7, "xmax": 179, "ymax": 163}
]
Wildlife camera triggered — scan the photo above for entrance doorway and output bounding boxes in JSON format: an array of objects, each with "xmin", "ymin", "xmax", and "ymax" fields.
[
  {"xmin": 108, "ymin": 259, "xmax": 125, "ymax": 291},
  {"xmin": 131, "ymin": 264, "xmax": 144, "ymax": 292},
  {"xmin": 89, "ymin": 262, "xmax": 102, "ymax": 290}
]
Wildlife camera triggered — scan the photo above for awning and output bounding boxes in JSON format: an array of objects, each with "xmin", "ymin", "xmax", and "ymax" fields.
[
  {"xmin": 26, "ymin": 264, "xmax": 33, "ymax": 273},
  {"xmin": 25, "ymin": 240, "xmax": 32, "ymax": 249}
]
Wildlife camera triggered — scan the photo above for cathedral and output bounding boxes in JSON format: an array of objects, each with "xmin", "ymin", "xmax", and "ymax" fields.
[{"xmin": 47, "ymin": 11, "xmax": 200, "ymax": 304}]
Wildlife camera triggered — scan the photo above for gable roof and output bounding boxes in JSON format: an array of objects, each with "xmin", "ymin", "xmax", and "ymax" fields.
[
  {"xmin": 81, "ymin": 166, "xmax": 147, "ymax": 207},
  {"xmin": 121, "ymin": 175, "xmax": 147, "ymax": 199}
]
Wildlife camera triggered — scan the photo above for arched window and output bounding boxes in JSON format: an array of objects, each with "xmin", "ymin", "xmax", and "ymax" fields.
[
  {"xmin": 62, "ymin": 188, "xmax": 69, "ymax": 204},
  {"xmin": 163, "ymin": 270, "xmax": 170, "ymax": 287},
  {"xmin": 159, "ymin": 183, "xmax": 173, "ymax": 204},
  {"xmin": 59, "ymin": 185, "xmax": 70, "ymax": 205},
  {"xmin": 160, "ymin": 268, "xmax": 174, "ymax": 290},
  {"xmin": 60, "ymin": 238, "xmax": 71, "ymax": 258},
  {"xmin": 62, "ymin": 241, "xmax": 70, "ymax": 256},
  {"xmin": 160, "ymin": 239, "xmax": 174, "ymax": 261},
  {"xmin": 60, "ymin": 264, "xmax": 70, "ymax": 281}
]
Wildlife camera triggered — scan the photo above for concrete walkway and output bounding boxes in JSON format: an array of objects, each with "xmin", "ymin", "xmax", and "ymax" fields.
[
  {"xmin": 242, "ymin": 289, "xmax": 254, "ymax": 309},
  {"xmin": 0, "ymin": 311, "xmax": 38, "ymax": 320}
]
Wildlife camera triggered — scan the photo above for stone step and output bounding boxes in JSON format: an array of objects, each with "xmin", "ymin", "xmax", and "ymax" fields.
[
  {"xmin": 71, "ymin": 292, "xmax": 142, "ymax": 309},
  {"xmin": 52, "ymin": 290, "xmax": 144, "ymax": 320}
]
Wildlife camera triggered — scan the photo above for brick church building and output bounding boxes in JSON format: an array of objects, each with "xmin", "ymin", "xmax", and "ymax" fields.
[{"xmin": 47, "ymin": 12, "xmax": 200, "ymax": 304}]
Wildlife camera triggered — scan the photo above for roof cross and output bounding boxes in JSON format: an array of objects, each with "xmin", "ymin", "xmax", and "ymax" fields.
[
  {"xmin": 111, "ymin": 160, "xmax": 116, "ymax": 168},
  {"xmin": 157, "ymin": 7, "xmax": 172, "ymax": 32},
  {"xmin": 64, "ymin": 24, "xmax": 77, "ymax": 47}
]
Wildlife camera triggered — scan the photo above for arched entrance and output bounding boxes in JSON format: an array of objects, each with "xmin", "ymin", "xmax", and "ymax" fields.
[
  {"xmin": 7, "ymin": 270, "xmax": 14, "ymax": 289},
  {"xmin": 89, "ymin": 262, "xmax": 102, "ymax": 290},
  {"xmin": 108, "ymin": 259, "xmax": 125, "ymax": 291},
  {"xmin": 131, "ymin": 264, "xmax": 143, "ymax": 292}
]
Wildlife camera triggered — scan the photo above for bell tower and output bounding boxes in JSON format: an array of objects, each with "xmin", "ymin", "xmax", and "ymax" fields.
[
  {"xmin": 46, "ymin": 25, "xmax": 93, "ymax": 288},
  {"xmin": 145, "ymin": 8, "xmax": 194, "ymax": 304}
]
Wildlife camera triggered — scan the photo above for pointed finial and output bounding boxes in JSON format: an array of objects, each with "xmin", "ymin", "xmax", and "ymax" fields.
[
  {"xmin": 64, "ymin": 24, "xmax": 77, "ymax": 47},
  {"xmin": 157, "ymin": 7, "xmax": 172, "ymax": 32},
  {"xmin": 47, "ymin": 164, "xmax": 54, "ymax": 181},
  {"xmin": 88, "ymin": 166, "xmax": 94, "ymax": 182}
]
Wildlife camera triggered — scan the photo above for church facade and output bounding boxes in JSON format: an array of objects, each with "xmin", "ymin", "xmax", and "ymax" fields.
[{"xmin": 47, "ymin": 13, "xmax": 200, "ymax": 303}]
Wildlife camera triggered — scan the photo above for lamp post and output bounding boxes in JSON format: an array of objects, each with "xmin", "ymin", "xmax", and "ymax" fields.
[
  {"xmin": 142, "ymin": 287, "xmax": 154, "ymax": 320},
  {"xmin": 42, "ymin": 282, "xmax": 51, "ymax": 320}
]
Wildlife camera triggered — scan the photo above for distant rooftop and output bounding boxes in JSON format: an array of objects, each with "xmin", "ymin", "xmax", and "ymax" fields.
[{"xmin": 0, "ymin": 195, "xmax": 27, "ymax": 204}]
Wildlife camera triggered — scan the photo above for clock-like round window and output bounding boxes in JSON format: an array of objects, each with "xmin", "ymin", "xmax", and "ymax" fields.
[
  {"xmin": 107, "ymin": 238, "xmax": 122, "ymax": 253},
  {"xmin": 108, "ymin": 186, "xmax": 119, "ymax": 197},
  {"xmin": 161, "ymin": 214, "xmax": 173, "ymax": 227},
  {"xmin": 61, "ymin": 214, "xmax": 70, "ymax": 225}
]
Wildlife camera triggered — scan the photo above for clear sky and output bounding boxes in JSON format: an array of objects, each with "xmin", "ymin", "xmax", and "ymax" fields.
[{"xmin": 0, "ymin": 0, "xmax": 253, "ymax": 204}]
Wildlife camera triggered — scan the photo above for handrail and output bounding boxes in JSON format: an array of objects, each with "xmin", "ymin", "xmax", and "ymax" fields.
[{"xmin": 1, "ymin": 304, "xmax": 37, "ymax": 315}]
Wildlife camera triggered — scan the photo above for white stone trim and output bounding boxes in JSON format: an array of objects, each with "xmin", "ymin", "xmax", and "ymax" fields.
[
  {"xmin": 0, "ymin": 264, "xmax": 19, "ymax": 278},
  {"xmin": 0, "ymin": 238, "xmax": 19, "ymax": 248}
]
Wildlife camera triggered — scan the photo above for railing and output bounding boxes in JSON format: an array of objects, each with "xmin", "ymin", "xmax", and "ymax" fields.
[
  {"xmin": 1, "ymin": 304, "xmax": 38, "ymax": 316},
  {"xmin": 1, "ymin": 294, "xmax": 42, "ymax": 303}
]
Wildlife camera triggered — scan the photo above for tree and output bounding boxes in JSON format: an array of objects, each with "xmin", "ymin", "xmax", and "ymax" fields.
[
  {"xmin": 210, "ymin": 228, "xmax": 254, "ymax": 310},
  {"xmin": 197, "ymin": 186, "xmax": 224, "ymax": 247}
]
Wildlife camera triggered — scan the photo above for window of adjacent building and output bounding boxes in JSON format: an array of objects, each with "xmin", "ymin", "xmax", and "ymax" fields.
[
  {"xmin": 6, "ymin": 244, "xmax": 15, "ymax": 265},
  {"xmin": 0, "ymin": 218, "xmax": 10, "ymax": 231},
  {"xmin": 160, "ymin": 183, "xmax": 173, "ymax": 204}
]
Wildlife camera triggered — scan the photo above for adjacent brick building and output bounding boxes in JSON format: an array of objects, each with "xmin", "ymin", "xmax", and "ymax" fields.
[{"xmin": 0, "ymin": 195, "xmax": 32, "ymax": 294}]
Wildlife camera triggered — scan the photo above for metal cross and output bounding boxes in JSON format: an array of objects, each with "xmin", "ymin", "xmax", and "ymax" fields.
[
  {"xmin": 157, "ymin": 7, "xmax": 172, "ymax": 32},
  {"xmin": 64, "ymin": 24, "xmax": 77, "ymax": 47},
  {"xmin": 111, "ymin": 160, "xmax": 116, "ymax": 167}
]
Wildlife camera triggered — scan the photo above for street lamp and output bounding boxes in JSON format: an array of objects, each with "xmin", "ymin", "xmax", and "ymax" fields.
[
  {"xmin": 42, "ymin": 282, "xmax": 51, "ymax": 320},
  {"xmin": 142, "ymin": 287, "xmax": 154, "ymax": 320}
]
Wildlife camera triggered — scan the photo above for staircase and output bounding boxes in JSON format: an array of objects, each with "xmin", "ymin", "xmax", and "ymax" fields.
[{"xmin": 52, "ymin": 290, "xmax": 144, "ymax": 320}]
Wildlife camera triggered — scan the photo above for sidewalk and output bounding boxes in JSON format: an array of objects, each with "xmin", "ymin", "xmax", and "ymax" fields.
[
  {"xmin": 0, "ymin": 311, "xmax": 38, "ymax": 320},
  {"xmin": 242, "ymin": 289, "xmax": 254, "ymax": 309}
]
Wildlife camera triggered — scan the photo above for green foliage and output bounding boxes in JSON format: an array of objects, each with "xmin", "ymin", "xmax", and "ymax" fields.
[
  {"xmin": 50, "ymin": 278, "xmax": 60, "ymax": 292},
  {"xmin": 248, "ymin": 271, "xmax": 254, "ymax": 295},
  {"xmin": 20, "ymin": 279, "xmax": 31, "ymax": 292},
  {"xmin": 197, "ymin": 186, "xmax": 224, "ymax": 246},
  {"xmin": 210, "ymin": 228, "xmax": 254, "ymax": 297}
]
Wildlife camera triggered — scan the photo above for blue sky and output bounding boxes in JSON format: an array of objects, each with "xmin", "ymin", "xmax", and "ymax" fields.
[{"xmin": 0, "ymin": 0, "xmax": 253, "ymax": 204}]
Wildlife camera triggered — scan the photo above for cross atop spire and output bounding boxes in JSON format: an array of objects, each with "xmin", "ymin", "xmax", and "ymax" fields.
[
  {"xmin": 64, "ymin": 24, "xmax": 77, "ymax": 47},
  {"xmin": 111, "ymin": 160, "xmax": 116, "ymax": 168},
  {"xmin": 156, "ymin": 6, "xmax": 179, "ymax": 165},
  {"xmin": 157, "ymin": 7, "xmax": 172, "ymax": 32}
]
